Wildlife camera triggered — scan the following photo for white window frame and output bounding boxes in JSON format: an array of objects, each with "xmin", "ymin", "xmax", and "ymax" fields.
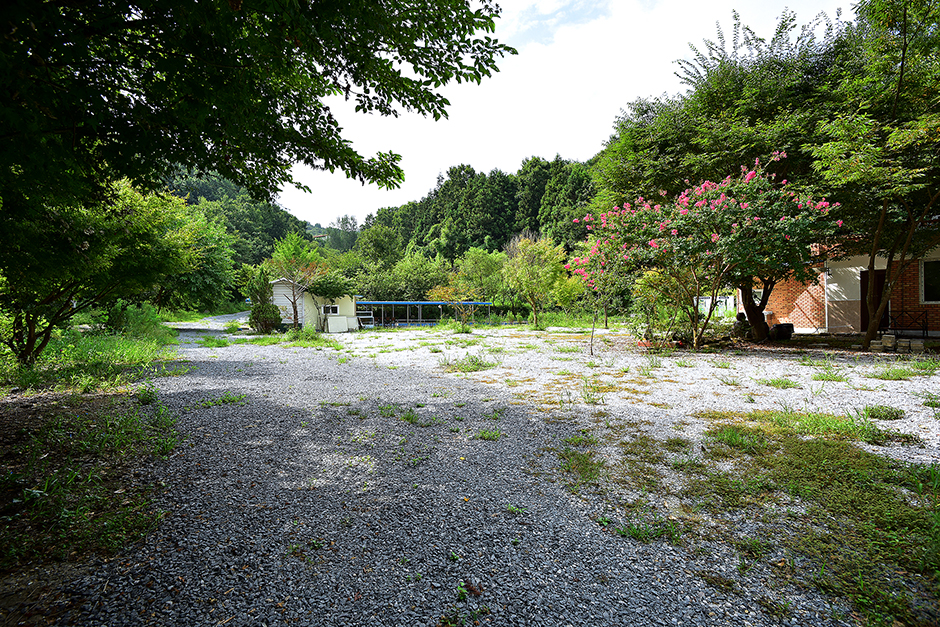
[
  {"xmin": 921, "ymin": 259, "xmax": 940, "ymax": 304},
  {"xmin": 322, "ymin": 304, "xmax": 339, "ymax": 315}
]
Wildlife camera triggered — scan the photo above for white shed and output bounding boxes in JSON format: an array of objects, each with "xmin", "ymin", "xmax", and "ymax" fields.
[{"xmin": 270, "ymin": 279, "xmax": 358, "ymax": 332}]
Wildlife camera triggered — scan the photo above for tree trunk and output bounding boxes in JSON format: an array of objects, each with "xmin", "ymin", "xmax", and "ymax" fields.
[{"xmin": 739, "ymin": 284, "xmax": 772, "ymax": 341}]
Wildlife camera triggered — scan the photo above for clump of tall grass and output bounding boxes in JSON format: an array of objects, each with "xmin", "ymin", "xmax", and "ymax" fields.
[{"xmin": 0, "ymin": 303, "xmax": 177, "ymax": 392}]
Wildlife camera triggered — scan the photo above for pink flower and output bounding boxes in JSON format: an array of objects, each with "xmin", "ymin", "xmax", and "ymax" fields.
[
  {"xmin": 836, "ymin": 220, "xmax": 843, "ymax": 227},
  {"xmin": 572, "ymin": 218, "xmax": 580, "ymax": 223},
  {"xmin": 671, "ymin": 229, "xmax": 678, "ymax": 235},
  {"xmin": 744, "ymin": 171, "xmax": 757, "ymax": 183},
  {"xmin": 679, "ymin": 208, "xmax": 689, "ymax": 215},
  {"xmin": 649, "ymin": 240, "xmax": 659, "ymax": 249},
  {"xmin": 711, "ymin": 233, "xmax": 720, "ymax": 243}
]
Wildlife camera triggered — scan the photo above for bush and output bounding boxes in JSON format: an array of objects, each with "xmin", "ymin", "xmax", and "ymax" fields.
[{"xmin": 249, "ymin": 302, "xmax": 281, "ymax": 334}]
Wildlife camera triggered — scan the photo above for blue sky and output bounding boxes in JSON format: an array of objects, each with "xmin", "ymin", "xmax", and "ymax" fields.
[{"xmin": 278, "ymin": 0, "xmax": 851, "ymax": 227}]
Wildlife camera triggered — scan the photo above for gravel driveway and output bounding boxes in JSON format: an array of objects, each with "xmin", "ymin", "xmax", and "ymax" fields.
[{"xmin": 58, "ymin": 321, "xmax": 939, "ymax": 626}]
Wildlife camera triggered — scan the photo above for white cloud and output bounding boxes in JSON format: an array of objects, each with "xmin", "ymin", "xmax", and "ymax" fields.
[{"xmin": 278, "ymin": 0, "xmax": 848, "ymax": 226}]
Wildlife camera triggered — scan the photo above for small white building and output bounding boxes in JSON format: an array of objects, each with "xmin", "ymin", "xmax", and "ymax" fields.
[{"xmin": 270, "ymin": 278, "xmax": 358, "ymax": 332}]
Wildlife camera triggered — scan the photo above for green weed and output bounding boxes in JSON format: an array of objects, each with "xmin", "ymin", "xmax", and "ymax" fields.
[
  {"xmin": 755, "ymin": 376, "xmax": 800, "ymax": 389},
  {"xmin": 440, "ymin": 353, "xmax": 497, "ymax": 373}
]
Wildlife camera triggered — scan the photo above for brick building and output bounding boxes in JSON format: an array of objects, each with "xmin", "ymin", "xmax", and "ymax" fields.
[{"xmin": 744, "ymin": 252, "xmax": 940, "ymax": 337}]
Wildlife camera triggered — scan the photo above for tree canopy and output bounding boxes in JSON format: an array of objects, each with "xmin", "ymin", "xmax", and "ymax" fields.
[{"xmin": 1, "ymin": 0, "xmax": 516, "ymax": 214}]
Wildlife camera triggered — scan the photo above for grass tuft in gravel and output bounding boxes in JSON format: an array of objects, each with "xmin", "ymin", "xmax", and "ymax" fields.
[{"xmin": 439, "ymin": 353, "xmax": 497, "ymax": 373}]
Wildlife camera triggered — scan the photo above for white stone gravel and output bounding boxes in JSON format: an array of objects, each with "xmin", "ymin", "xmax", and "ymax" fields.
[{"xmin": 56, "ymin": 320, "xmax": 938, "ymax": 626}]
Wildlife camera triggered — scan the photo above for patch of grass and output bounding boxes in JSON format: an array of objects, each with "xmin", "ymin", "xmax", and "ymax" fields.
[
  {"xmin": 0, "ymin": 327, "xmax": 176, "ymax": 393},
  {"xmin": 236, "ymin": 336, "xmax": 283, "ymax": 346},
  {"xmin": 756, "ymin": 596, "xmax": 792, "ymax": 618},
  {"xmin": 865, "ymin": 357, "xmax": 938, "ymax": 381},
  {"xmin": 664, "ymin": 436, "xmax": 691, "ymax": 453},
  {"xmin": 563, "ymin": 430, "xmax": 599, "ymax": 447},
  {"xmin": 812, "ymin": 366, "xmax": 849, "ymax": 382},
  {"xmin": 624, "ymin": 518, "xmax": 681, "ymax": 544},
  {"xmin": 864, "ymin": 405, "xmax": 905, "ymax": 421},
  {"xmin": 283, "ymin": 328, "xmax": 342, "ymax": 350},
  {"xmin": 197, "ymin": 334, "xmax": 230, "ymax": 348},
  {"xmin": 580, "ymin": 376, "xmax": 607, "ymax": 405},
  {"xmin": 400, "ymin": 408, "xmax": 443, "ymax": 428},
  {"xmin": 0, "ymin": 398, "xmax": 181, "ymax": 571},
  {"xmin": 685, "ymin": 405, "xmax": 939, "ymax": 623},
  {"xmin": 699, "ymin": 571, "xmax": 737, "ymax": 592},
  {"xmin": 558, "ymin": 447, "xmax": 605, "ymax": 488},
  {"xmin": 671, "ymin": 456, "xmax": 707, "ymax": 473},
  {"xmin": 755, "ymin": 376, "xmax": 800, "ymax": 389},
  {"xmin": 675, "ymin": 359, "xmax": 693, "ymax": 368},
  {"xmin": 716, "ymin": 374, "xmax": 740, "ymax": 386},
  {"xmin": 555, "ymin": 346, "xmax": 580, "ymax": 353},
  {"xmin": 923, "ymin": 392, "xmax": 940, "ymax": 409},
  {"xmin": 711, "ymin": 360, "xmax": 732, "ymax": 369},
  {"xmin": 706, "ymin": 424, "xmax": 768, "ymax": 455},
  {"xmin": 749, "ymin": 408, "xmax": 918, "ymax": 445},
  {"xmin": 440, "ymin": 353, "xmax": 497, "ymax": 373},
  {"xmin": 474, "ymin": 429, "xmax": 502, "ymax": 441},
  {"xmin": 135, "ymin": 380, "xmax": 158, "ymax": 405},
  {"xmin": 197, "ymin": 391, "xmax": 247, "ymax": 408}
]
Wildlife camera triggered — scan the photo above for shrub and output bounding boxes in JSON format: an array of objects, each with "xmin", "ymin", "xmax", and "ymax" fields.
[{"xmin": 249, "ymin": 302, "xmax": 281, "ymax": 334}]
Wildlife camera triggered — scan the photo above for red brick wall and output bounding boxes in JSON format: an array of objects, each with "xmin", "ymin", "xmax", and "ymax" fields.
[
  {"xmin": 891, "ymin": 262, "xmax": 940, "ymax": 332},
  {"xmin": 739, "ymin": 275, "xmax": 827, "ymax": 330},
  {"xmin": 764, "ymin": 274, "xmax": 827, "ymax": 330}
]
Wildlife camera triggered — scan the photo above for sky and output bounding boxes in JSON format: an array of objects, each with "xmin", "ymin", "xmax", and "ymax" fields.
[{"xmin": 277, "ymin": 0, "xmax": 851, "ymax": 227}]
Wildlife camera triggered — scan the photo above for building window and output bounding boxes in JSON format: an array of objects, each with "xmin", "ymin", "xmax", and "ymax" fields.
[
  {"xmin": 924, "ymin": 260, "xmax": 940, "ymax": 304},
  {"xmin": 322, "ymin": 305, "xmax": 339, "ymax": 315}
]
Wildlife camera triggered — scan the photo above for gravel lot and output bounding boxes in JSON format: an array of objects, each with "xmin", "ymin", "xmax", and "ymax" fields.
[{"xmin": 54, "ymin": 320, "xmax": 939, "ymax": 626}]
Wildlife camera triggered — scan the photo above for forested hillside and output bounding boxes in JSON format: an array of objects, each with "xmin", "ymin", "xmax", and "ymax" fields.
[
  {"xmin": 365, "ymin": 156, "xmax": 595, "ymax": 259},
  {"xmin": 166, "ymin": 170, "xmax": 315, "ymax": 267}
]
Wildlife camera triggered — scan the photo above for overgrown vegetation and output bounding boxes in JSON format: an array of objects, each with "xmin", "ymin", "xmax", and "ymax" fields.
[
  {"xmin": 574, "ymin": 406, "xmax": 940, "ymax": 625},
  {"xmin": 0, "ymin": 395, "xmax": 182, "ymax": 571},
  {"xmin": 0, "ymin": 304, "xmax": 178, "ymax": 393}
]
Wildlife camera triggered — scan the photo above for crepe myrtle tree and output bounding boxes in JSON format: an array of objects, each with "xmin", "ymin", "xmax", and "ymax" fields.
[{"xmin": 571, "ymin": 156, "xmax": 842, "ymax": 347}]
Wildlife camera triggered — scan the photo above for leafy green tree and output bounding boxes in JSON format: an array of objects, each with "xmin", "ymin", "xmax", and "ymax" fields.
[
  {"xmin": 538, "ymin": 161, "xmax": 594, "ymax": 250},
  {"xmin": 0, "ymin": 181, "xmax": 194, "ymax": 364},
  {"xmin": 514, "ymin": 157, "xmax": 560, "ymax": 233},
  {"xmin": 167, "ymin": 171, "xmax": 313, "ymax": 267},
  {"xmin": 592, "ymin": 11, "xmax": 854, "ymax": 208},
  {"xmin": 1, "ymin": 0, "xmax": 515, "ymax": 217},
  {"xmin": 237, "ymin": 264, "xmax": 273, "ymax": 306},
  {"xmin": 325, "ymin": 215, "xmax": 360, "ymax": 253},
  {"xmin": 503, "ymin": 233, "xmax": 566, "ymax": 328},
  {"xmin": 266, "ymin": 232, "xmax": 329, "ymax": 328},
  {"xmin": 153, "ymin": 208, "xmax": 236, "ymax": 311},
  {"xmin": 356, "ymin": 224, "xmax": 403, "ymax": 268},
  {"xmin": 455, "ymin": 248, "xmax": 506, "ymax": 302},
  {"xmin": 808, "ymin": 0, "xmax": 940, "ymax": 347}
]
